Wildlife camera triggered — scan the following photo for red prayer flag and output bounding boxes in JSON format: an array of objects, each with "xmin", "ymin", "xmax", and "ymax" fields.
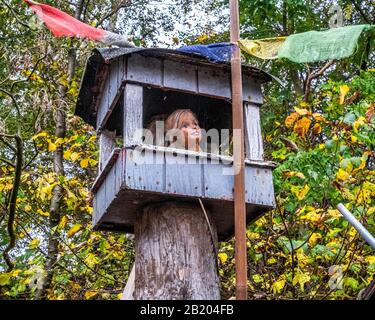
[{"xmin": 24, "ymin": 0, "xmax": 134, "ymax": 47}]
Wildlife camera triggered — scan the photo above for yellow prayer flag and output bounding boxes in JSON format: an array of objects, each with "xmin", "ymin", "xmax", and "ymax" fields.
[{"xmin": 238, "ymin": 37, "xmax": 287, "ymax": 60}]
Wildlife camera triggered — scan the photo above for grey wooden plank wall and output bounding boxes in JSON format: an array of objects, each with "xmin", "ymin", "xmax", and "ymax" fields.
[
  {"xmin": 124, "ymin": 148, "xmax": 274, "ymax": 208},
  {"xmin": 126, "ymin": 53, "xmax": 263, "ymax": 104},
  {"xmin": 244, "ymin": 103, "xmax": 264, "ymax": 160},
  {"xmin": 99, "ymin": 129, "xmax": 116, "ymax": 172},
  {"xmin": 93, "ymin": 149, "xmax": 125, "ymax": 226},
  {"xmin": 123, "ymin": 84, "xmax": 143, "ymax": 147},
  {"xmin": 96, "ymin": 56, "xmax": 126, "ymax": 129}
]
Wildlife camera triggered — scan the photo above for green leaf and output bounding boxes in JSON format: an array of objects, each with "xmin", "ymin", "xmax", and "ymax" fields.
[{"xmin": 343, "ymin": 112, "xmax": 356, "ymax": 125}]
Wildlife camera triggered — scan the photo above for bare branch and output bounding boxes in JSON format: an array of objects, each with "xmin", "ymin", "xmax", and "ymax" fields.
[
  {"xmin": 2, "ymin": 134, "xmax": 23, "ymax": 271},
  {"xmin": 0, "ymin": 0, "xmax": 31, "ymax": 29},
  {"xmin": 350, "ymin": 0, "xmax": 371, "ymax": 24},
  {"xmin": 0, "ymin": 157, "xmax": 15, "ymax": 168},
  {"xmin": 304, "ymin": 60, "xmax": 335, "ymax": 102},
  {"xmin": 95, "ymin": 0, "xmax": 132, "ymax": 28}
]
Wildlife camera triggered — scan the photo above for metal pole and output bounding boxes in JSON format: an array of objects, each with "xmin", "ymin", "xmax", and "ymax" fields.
[
  {"xmin": 229, "ymin": 0, "xmax": 247, "ymax": 300},
  {"xmin": 337, "ymin": 203, "xmax": 375, "ymax": 251}
]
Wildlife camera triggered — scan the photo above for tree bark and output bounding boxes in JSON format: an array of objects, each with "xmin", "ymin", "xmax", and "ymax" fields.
[{"xmin": 133, "ymin": 201, "xmax": 220, "ymax": 300}]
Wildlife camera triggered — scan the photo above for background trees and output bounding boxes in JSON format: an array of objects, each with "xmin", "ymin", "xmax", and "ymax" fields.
[{"xmin": 0, "ymin": 0, "xmax": 374, "ymax": 299}]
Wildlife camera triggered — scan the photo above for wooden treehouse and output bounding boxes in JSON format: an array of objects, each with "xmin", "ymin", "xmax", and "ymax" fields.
[
  {"xmin": 75, "ymin": 47, "xmax": 275, "ymax": 242},
  {"xmin": 76, "ymin": 47, "xmax": 276, "ymax": 299}
]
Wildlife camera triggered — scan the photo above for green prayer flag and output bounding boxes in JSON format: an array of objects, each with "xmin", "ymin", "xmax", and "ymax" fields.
[{"xmin": 277, "ymin": 24, "xmax": 374, "ymax": 63}]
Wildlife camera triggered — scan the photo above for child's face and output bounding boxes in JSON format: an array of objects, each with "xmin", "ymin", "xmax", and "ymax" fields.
[{"xmin": 179, "ymin": 113, "xmax": 202, "ymax": 146}]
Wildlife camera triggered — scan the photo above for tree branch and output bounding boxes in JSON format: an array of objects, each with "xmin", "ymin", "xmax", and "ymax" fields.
[
  {"xmin": 95, "ymin": 0, "xmax": 132, "ymax": 28},
  {"xmin": 350, "ymin": 0, "xmax": 371, "ymax": 24},
  {"xmin": 0, "ymin": 136, "xmax": 16, "ymax": 152},
  {"xmin": 0, "ymin": 0, "xmax": 31, "ymax": 29},
  {"xmin": 2, "ymin": 134, "xmax": 23, "ymax": 271},
  {"xmin": 0, "ymin": 157, "xmax": 15, "ymax": 168},
  {"xmin": 304, "ymin": 60, "xmax": 335, "ymax": 102}
]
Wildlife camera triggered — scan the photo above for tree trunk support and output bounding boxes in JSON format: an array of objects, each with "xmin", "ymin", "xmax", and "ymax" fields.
[{"xmin": 133, "ymin": 201, "xmax": 220, "ymax": 300}]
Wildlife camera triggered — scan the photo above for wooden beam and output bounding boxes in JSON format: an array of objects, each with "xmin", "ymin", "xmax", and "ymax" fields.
[{"xmin": 230, "ymin": 0, "xmax": 248, "ymax": 300}]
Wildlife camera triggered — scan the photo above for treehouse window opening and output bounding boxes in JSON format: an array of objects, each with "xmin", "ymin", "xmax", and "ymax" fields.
[
  {"xmin": 103, "ymin": 91, "xmax": 124, "ymax": 147},
  {"xmin": 142, "ymin": 87, "xmax": 233, "ymax": 155}
]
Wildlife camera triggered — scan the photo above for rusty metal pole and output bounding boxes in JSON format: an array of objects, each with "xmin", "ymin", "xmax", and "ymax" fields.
[{"xmin": 229, "ymin": 0, "xmax": 247, "ymax": 300}]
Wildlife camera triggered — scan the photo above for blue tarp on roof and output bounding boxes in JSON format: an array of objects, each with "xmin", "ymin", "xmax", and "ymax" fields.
[{"xmin": 177, "ymin": 42, "xmax": 234, "ymax": 63}]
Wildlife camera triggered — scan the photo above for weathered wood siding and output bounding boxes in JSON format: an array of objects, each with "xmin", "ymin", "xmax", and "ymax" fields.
[
  {"xmin": 123, "ymin": 84, "xmax": 143, "ymax": 147},
  {"xmin": 96, "ymin": 57, "xmax": 126, "ymax": 130},
  {"xmin": 244, "ymin": 103, "xmax": 264, "ymax": 160},
  {"xmin": 92, "ymin": 148, "xmax": 125, "ymax": 226},
  {"xmin": 123, "ymin": 147, "xmax": 274, "ymax": 207},
  {"xmin": 98, "ymin": 129, "xmax": 116, "ymax": 172}
]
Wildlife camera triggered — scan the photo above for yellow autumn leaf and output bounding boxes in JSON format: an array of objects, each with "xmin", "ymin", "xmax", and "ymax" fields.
[
  {"xmin": 0, "ymin": 273, "xmax": 11, "ymax": 286},
  {"xmin": 10, "ymin": 269, "xmax": 21, "ymax": 277},
  {"xmin": 71, "ymin": 282, "xmax": 81, "ymax": 290},
  {"xmin": 53, "ymin": 138, "xmax": 64, "ymax": 148},
  {"xmin": 292, "ymin": 273, "xmax": 310, "ymax": 292},
  {"xmin": 37, "ymin": 209, "xmax": 49, "ymax": 217},
  {"xmin": 312, "ymin": 113, "xmax": 325, "ymax": 122},
  {"xmin": 84, "ymin": 291, "xmax": 98, "ymax": 300},
  {"xmin": 351, "ymin": 135, "xmax": 358, "ymax": 143},
  {"xmin": 353, "ymin": 116, "xmax": 366, "ymax": 132},
  {"xmin": 366, "ymin": 256, "xmax": 375, "ymax": 264},
  {"xmin": 327, "ymin": 209, "xmax": 341, "ymax": 219},
  {"xmin": 246, "ymin": 231, "xmax": 260, "ymax": 239},
  {"xmin": 271, "ymin": 278, "xmax": 286, "ymax": 294},
  {"xmin": 312, "ymin": 123, "xmax": 322, "ymax": 135},
  {"xmin": 32, "ymin": 132, "xmax": 49, "ymax": 140},
  {"xmin": 285, "ymin": 112, "xmax": 299, "ymax": 128},
  {"xmin": 66, "ymin": 135, "xmax": 79, "ymax": 143},
  {"xmin": 252, "ymin": 274, "xmax": 263, "ymax": 283},
  {"xmin": 255, "ymin": 216, "xmax": 267, "ymax": 227},
  {"xmin": 63, "ymin": 150, "xmax": 72, "ymax": 160},
  {"xmin": 29, "ymin": 238, "xmax": 40, "ymax": 249},
  {"xmin": 308, "ymin": 233, "xmax": 322, "ymax": 247},
  {"xmin": 48, "ymin": 141, "xmax": 57, "ymax": 152},
  {"xmin": 88, "ymin": 136, "xmax": 97, "ymax": 143},
  {"xmin": 84, "ymin": 253, "xmax": 99, "ymax": 267},
  {"xmin": 58, "ymin": 216, "xmax": 68, "ymax": 230},
  {"xmin": 291, "ymin": 184, "xmax": 310, "ymax": 200},
  {"xmin": 282, "ymin": 171, "xmax": 305, "ymax": 179},
  {"xmin": 70, "ymin": 152, "xmax": 80, "ymax": 162},
  {"xmin": 67, "ymin": 224, "xmax": 83, "ymax": 238},
  {"xmin": 267, "ymin": 257, "xmax": 277, "ymax": 264},
  {"xmin": 294, "ymin": 106, "xmax": 309, "ymax": 115},
  {"xmin": 218, "ymin": 253, "xmax": 228, "ymax": 264},
  {"xmin": 80, "ymin": 159, "xmax": 89, "ymax": 169},
  {"xmin": 300, "ymin": 210, "xmax": 321, "ymax": 222},
  {"xmin": 339, "ymin": 85, "xmax": 350, "ymax": 104},
  {"xmin": 294, "ymin": 117, "xmax": 311, "ymax": 138},
  {"xmin": 25, "ymin": 205, "xmax": 32, "ymax": 212},
  {"xmin": 337, "ymin": 168, "xmax": 350, "ymax": 181}
]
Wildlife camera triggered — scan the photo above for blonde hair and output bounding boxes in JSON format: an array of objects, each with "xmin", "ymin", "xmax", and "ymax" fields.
[
  {"xmin": 165, "ymin": 109, "xmax": 199, "ymax": 131},
  {"xmin": 164, "ymin": 109, "xmax": 200, "ymax": 149}
]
